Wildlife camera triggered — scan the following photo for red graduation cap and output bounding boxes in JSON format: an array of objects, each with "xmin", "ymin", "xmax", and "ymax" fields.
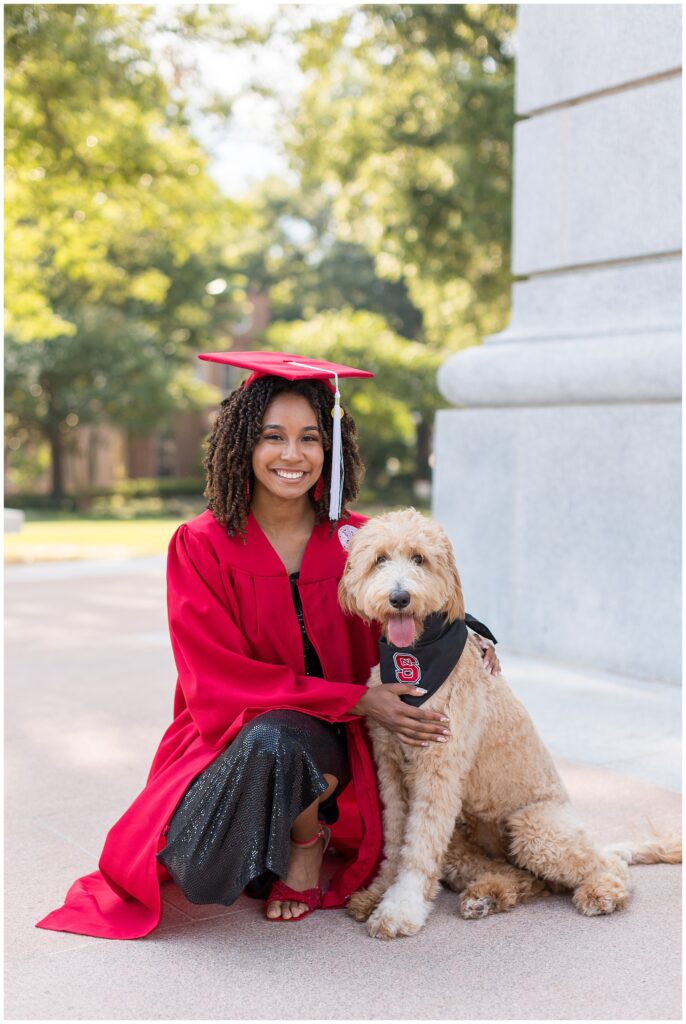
[
  {"xmin": 197, "ymin": 350, "xmax": 374, "ymax": 520},
  {"xmin": 197, "ymin": 350, "xmax": 373, "ymax": 390}
]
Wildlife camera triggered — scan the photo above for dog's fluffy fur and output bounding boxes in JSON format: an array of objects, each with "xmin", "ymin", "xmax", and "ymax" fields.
[{"xmin": 338, "ymin": 508, "xmax": 681, "ymax": 940}]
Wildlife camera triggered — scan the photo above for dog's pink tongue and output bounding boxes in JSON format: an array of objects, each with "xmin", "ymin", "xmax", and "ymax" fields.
[{"xmin": 387, "ymin": 615, "xmax": 416, "ymax": 648}]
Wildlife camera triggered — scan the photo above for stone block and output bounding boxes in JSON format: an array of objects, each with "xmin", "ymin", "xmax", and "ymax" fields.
[
  {"xmin": 513, "ymin": 76, "xmax": 681, "ymax": 273},
  {"xmin": 516, "ymin": 4, "xmax": 682, "ymax": 114},
  {"xmin": 4, "ymin": 507, "xmax": 25, "ymax": 533},
  {"xmin": 438, "ymin": 329, "xmax": 681, "ymax": 407},
  {"xmin": 492, "ymin": 256, "xmax": 681, "ymax": 344}
]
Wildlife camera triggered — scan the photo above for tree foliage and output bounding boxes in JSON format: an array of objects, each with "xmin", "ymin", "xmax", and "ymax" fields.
[
  {"xmin": 5, "ymin": 4, "xmax": 249, "ymax": 495},
  {"xmin": 235, "ymin": 177, "xmax": 424, "ymax": 340},
  {"xmin": 284, "ymin": 3, "xmax": 516, "ymax": 349}
]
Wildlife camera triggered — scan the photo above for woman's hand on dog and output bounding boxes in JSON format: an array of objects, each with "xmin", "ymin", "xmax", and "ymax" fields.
[
  {"xmin": 475, "ymin": 635, "xmax": 501, "ymax": 676},
  {"xmin": 350, "ymin": 685, "xmax": 452, "ymax": 747}
]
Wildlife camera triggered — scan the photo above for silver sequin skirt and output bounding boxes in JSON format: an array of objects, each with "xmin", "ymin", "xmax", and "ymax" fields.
[{"xmin": 157, "ymin": 710, "xmax": 350, "ymax": 906}]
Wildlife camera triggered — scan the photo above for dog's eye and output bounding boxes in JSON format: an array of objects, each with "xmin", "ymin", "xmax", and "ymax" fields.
[
  {"xmin": 376, "ymin": 554, "xmax": 388, "ymax": 565},
  {"xmin": 411, "ymin": 554, "xmax": 424, "ymax": 565}
]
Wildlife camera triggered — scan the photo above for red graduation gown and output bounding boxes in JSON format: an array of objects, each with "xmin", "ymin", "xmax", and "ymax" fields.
[{"xmin": 36, "ymin": 508, "xmax": 383, "ymax": 939}]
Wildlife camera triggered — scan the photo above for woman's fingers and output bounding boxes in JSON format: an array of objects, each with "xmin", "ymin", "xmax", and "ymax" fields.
[
  {"xmin": 398, "ymin": 738, "xmax": 437, "ymax": 748},
  {"xmin": 397, "ymin": 733, "xmax": 430, "ymax": 747},
  {"xmin": 412, "ymin": 709, "xmax": 451, "ymax": 724},
  {"xmin": 394, "ymin": 718, "xmax": 451, "ymax": 743},
  {"xmin": 383, "ymin": 686, "xmax": 452, "ymax": 740},
  {"xmin": 389, "ymin": 686, "xmax": 451, "ymax": 721},
  {"xmin": 402, "ymin": 705, "xmax": 451, "ymax": 734},
  {"xmin": 474, "ymin": 636, "xmax": 501, "ymax": 676},
  {"xmin": 401, "ymin": 726, "xmax": 450, "ymax": 742},
  {"xmin": 485, "ymin": 648, "xmax": 501, "ymax": 675},
  {"xmin": 402, "ymin": 723, "xmax": 450, "ymax": 740}
]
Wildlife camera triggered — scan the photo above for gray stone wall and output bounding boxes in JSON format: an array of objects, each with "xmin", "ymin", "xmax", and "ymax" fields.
[{"xmin": 434, "ymin": 5, "xmax": 681, "ymax": 683}]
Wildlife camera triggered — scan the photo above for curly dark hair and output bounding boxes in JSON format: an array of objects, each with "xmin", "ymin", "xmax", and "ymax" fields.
[{"xmin": 203, "ymin": 375, "xmax": 365, "ymax": 539}]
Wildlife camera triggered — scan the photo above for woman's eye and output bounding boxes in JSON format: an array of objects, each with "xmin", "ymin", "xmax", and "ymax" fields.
[
  {"xmin": 264, "ymin": 434, "xmax": 282, "ymax": 441},
  {"xmin": 411, "ymin": 554, "xmax": 423, "ymax": 565},
  {"xmin": 302, "ymin": 435, "xmax": 320, "ymax": 443},
  {"xmin": 376, "ymin": 555, "xmax": 388, "ymax": 565}
]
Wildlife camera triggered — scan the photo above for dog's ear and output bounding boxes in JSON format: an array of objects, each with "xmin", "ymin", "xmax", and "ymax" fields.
[{"xmin": 440, "ymin": 535, "xmax": 465, "ymax": 622}]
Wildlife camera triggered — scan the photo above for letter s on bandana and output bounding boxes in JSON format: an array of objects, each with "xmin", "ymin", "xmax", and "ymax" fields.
[{"xmin": 393, "ymin": 653, "xmax": 422, "ymax": 685}]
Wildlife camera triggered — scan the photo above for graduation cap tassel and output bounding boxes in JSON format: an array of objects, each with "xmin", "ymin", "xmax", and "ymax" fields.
[{"xmin": 329, "ymin": 374, "xmax": 344, "ymax": 522}]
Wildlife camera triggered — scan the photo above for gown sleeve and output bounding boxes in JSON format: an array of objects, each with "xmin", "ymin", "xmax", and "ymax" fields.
[{"xmin": 166, "ymin": 523, "xmax": 366, "ymax": 751}]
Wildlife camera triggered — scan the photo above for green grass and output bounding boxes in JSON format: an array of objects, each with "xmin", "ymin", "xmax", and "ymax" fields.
[
  {"xmin": 5, "ymin": 499, "xmax": 428, "ymax": 564},
  {"xmin": 5, "ymin": 516, "xmax": 187, "ymax": 563}
]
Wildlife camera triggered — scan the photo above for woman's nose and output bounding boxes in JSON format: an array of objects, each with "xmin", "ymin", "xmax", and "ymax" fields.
[{"xmin": 281, "ymin": 439, "xmax": 304, "ymax": 461}]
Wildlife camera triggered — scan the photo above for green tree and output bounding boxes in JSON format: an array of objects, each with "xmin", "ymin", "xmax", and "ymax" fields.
[
  {"xmin": 231, "ymin": 176, "xmax": 424, "ymax": 340},
  {"xmin": 285, "ymin": 3, "xmax": 516, "ymax": 350},
  {"xmin": 4, "ymin": 4, "xmax": 249, "ymax": 497}
]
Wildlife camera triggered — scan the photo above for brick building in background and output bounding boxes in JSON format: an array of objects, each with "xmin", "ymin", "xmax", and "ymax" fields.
[{"xmin": 7, "ymin": 293, "xmax": 270, "ymax": 495}]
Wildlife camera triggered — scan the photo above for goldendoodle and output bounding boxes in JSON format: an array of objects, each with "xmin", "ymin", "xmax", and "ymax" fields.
[{"xmin": 338, "ymin": 508, "xmax": 681, "ymax": 940}]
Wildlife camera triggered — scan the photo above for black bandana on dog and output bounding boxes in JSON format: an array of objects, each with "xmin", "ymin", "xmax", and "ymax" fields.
[{"xmin": 380, "ymin": 613, "xmax": 497, "ymax": 707}]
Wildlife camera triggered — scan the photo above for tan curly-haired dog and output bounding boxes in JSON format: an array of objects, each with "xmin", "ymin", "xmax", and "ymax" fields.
[{"xmin": 338, "ymin": 508, "xmax": 681, "ymax": 940}]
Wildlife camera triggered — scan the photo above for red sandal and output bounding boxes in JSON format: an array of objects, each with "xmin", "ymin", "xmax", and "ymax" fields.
[{"xmin": 266, "ymin": 824, "xmax": 331, "ymax": 922}]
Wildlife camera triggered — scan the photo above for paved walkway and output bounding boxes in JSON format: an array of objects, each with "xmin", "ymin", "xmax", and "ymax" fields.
[{"xmin": 5, "ymin": 557, "xmax": 682, "ymax": 1019}]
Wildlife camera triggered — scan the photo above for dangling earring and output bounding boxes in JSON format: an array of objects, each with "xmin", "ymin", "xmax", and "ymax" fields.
[
  {"xmin": 245, "ymin": 475, "xmax": 251, "ymax": 502},
  {"xmin": 313, "ymin": 476, "xmax": 324, "ymax": 502}
]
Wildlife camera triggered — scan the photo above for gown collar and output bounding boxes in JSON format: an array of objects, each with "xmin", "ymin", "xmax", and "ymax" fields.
[{"xmin": 246, "ymin": 509, "xmax": 337, "ymax": 582}]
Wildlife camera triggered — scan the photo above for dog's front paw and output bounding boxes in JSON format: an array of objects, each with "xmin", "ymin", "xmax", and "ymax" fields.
[
  {"xmin": 458, "ymin": 871, "xmax": 547, "ymax": 919},
  {"xmin": 347, "ymin": 888, "xmax": 381, "ymax": 922},
  {"xmin": 366, "ymin": 886, "xmax": 431, "ymax": 939},
  {"xmin": 573, "ymin": 874, "xmax": 631, "ymax": 916},
  {"xmin": 367, "ymin": 906, "xmax": 422, "ymax": 940},
  {"xmin": 459, "ymin": 894, "xmax": 494, "ymax": 920}
]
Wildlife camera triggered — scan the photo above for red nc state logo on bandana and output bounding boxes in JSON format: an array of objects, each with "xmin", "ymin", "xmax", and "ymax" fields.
[{"xmin": 392, "ymin": 652, "xmax": 422, "ymax": 685}]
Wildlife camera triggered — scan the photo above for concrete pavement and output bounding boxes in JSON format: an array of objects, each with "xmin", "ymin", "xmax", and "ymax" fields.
[{"xmin": 5, "ymin": 557, "xmax": 682, "ymax": 1019}]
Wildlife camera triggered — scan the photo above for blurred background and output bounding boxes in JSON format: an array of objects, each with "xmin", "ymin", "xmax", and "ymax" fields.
[{"xmin": 4, "ymin": 3, "xmax": 516, "ymax": 561}]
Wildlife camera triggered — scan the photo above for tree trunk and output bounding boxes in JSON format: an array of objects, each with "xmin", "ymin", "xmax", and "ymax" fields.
[
  {"xmin": 415, "ymin": 418, "xmax": 432, "ymax": 479},
  {"xmin": 48, "ymin": 425, "xmax": 64, "ymax": 501},
  {"xmin": 87, "ymin": 427, "xmax": 99, "ymax": 489}
]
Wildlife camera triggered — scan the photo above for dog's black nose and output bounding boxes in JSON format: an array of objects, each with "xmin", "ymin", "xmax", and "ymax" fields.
[{"xmin": 389, "ymin": 589, "xmax": 411, "ymax": 609}]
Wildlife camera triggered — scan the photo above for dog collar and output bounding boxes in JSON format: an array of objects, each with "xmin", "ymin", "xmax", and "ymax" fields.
[{"xmin": 379, "ymin": 613, "xmax": 497, "ymax": 707}]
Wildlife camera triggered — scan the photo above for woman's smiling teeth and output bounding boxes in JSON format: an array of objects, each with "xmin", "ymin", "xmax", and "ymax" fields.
[{"xmin": 273, "ymin": 469, "xmax": 306, "ymax": 480}]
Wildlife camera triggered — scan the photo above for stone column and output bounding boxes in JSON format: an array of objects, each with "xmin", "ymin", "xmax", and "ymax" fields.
[{"xmin": 433, "ymin": 5, "xmax": 681, "ymax": 683}]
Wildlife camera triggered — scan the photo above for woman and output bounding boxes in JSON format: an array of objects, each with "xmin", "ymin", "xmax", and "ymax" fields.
[{"xmin": 37, "ymin": 352, "xmax": 498, "ymax": 937}]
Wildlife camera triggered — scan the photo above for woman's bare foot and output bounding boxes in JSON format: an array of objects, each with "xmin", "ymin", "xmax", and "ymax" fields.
[{"xmin": 266, "ymin": 834, "xmax": 326, "ymax": 920}]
